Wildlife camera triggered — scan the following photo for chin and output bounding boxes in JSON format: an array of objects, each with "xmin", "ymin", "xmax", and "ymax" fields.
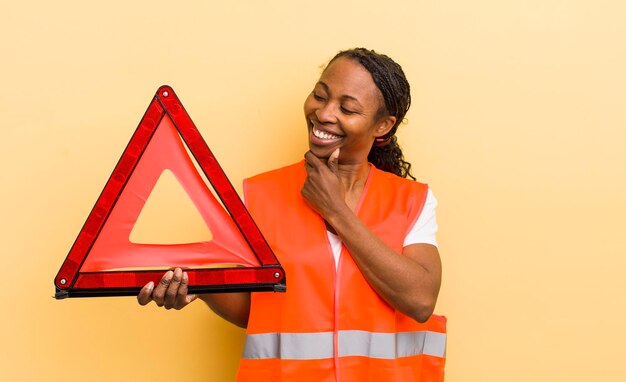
[{"xmin": 308, "ymin": 146, "xmax": 329, "ymax": 159}]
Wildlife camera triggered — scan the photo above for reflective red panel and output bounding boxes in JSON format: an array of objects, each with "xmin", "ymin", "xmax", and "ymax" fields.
[{"xmin": 54, "ymin": 86, "xmax": 284, "ymax": 298}]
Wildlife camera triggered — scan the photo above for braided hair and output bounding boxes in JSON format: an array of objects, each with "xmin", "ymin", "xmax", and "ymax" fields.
[{"xmin": 328, "ymin": 48, "xmax": 415, "ymax": 180}]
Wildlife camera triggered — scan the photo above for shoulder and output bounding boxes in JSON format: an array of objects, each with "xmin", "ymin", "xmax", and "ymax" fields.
[
  {"xmin": 243, "ymin": 161, "xmax": 306, "ymax": 204},
  {"xmin": 372, "ymin": 165, "xmax": 428, "ymax": 195},
  {"xmin": 370, "ymin": 167, "xmax": 431, "ymax": 222},
  {"xmin": 245, "ymin": 161, "xmax": 305, "ymax": 185}
]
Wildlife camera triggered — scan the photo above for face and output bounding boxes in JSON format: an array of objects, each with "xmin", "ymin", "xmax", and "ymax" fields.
[{"xmin": 303, "ymin": 57, "xmax": 396, "ymax": 163}]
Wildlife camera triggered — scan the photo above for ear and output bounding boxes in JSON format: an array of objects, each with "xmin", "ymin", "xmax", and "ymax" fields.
[{"xmin": 373, "ymin": 116, "xmax": 396, "ymax": 138}]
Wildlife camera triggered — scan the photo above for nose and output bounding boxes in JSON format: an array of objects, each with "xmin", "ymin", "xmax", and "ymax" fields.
[{"xmin": 315, "ymin": 101, "xmax": 338, "ymax": 124}]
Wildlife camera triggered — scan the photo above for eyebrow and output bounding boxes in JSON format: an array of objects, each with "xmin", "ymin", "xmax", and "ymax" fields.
[{"xmin": 318, "ymin": 81, "xmax": 363, "ymax": 107}]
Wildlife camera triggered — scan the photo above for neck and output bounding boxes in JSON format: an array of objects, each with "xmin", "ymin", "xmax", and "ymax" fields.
[{"xmin": 336, "ymin": 160, "xmax": 371, "ymax": 193}]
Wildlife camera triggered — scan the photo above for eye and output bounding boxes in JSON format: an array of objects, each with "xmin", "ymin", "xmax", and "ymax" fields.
[
  {"xmin": 312, "ymin": 92, "xmax": 326, "ymax": 102},
  {"xmin": 341, "ymin": 106, "xmax": 356, "ymax": 115}
]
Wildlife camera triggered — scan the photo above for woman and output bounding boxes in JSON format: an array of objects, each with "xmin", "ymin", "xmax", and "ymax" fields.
[{"xmin": 138, "ymin": 48, "xmax": 445, "ymax": 381}]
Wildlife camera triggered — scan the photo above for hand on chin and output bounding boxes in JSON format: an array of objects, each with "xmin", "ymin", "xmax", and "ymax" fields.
[{"xmin": 308, "ymin": 144, "xmax": 339, "ymax": 160}]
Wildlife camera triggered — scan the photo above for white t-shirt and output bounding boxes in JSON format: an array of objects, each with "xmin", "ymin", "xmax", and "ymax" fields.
[{"xmin": 326, "ymin": 188, "xmax": 438, "ymax": 268}]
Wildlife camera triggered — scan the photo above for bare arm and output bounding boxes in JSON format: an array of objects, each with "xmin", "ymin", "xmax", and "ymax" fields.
[
  {"xmin": 302, "ymin": 150, "xmax": 441, "ymax": 323},
  {"xmin": 198, "ymin": 292, "xmax": 250, "ymax": 328},
  {"xmin": 327, "ymin": 208, "xmax": 441, "ymax": 323},
  {"xmin": 137, "ymin": 268, "xmax": 251, "ymax": 328}
]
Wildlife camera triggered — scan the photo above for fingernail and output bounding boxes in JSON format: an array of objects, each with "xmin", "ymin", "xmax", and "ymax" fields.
[
  {"xmin": 147, "ymin": 281, "xmax": 154, "ymax": 291},
  {"xmin": 165, "ymin": 270, "xmax": 174, "ymax": 278},
  {"xmin": 183, "ymin": 272, "xmax": 188, "ymax": 281}
]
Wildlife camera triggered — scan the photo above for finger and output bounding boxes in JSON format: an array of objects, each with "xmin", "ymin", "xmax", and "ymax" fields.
[
  {"xmin": 164, "ymin": 268, "xmax": 183, "ymax": 309},
  {"xmin": 185, "ymin": 294, "xmax": 198, "ymax": 305},
  {"xmin": 327, "ymin": 148, "xmax": 340, "ymax": 173},
  {"xmin": 304, "ymin": 151, "xmax": 323, "ymax": 169},
  {"xmin": 137, "ymin": 281, "xmax": 154, "ymax": 306},
  {"xmin": 152, "ymin": 270, "xmax": 173, "ymax": 307},
  {"xmin": 174, "ymin": 271, "xmax": 191, "ymax": 310}
]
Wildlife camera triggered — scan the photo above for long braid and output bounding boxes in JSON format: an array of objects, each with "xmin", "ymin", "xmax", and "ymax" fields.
[{"xmin": 329, "ymin": 48, "xmax": 415, "ymax": 180}]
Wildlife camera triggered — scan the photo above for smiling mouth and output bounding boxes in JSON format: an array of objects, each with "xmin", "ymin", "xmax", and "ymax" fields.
[{"xmin": 312, "ymin": 125, "xmax": 342, "ymax": 141}]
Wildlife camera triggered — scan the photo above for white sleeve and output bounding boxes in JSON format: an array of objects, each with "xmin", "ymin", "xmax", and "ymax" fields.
[{"xmin": 403, "ymin": 188, "xmax": 438, "ymax": 247}]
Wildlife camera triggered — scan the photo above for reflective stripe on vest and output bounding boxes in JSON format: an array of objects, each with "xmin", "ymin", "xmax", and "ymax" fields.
[{"xmin": 243, "ymin": 331, "xmax": 446, "ymax": 360}]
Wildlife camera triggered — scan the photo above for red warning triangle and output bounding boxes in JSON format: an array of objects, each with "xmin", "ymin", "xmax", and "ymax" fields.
[
  {"xmin": 129, "ymin": 169, "xmax": 214, "ymax": 244},
  {"xmin": 54, "ymin": 86, "xmax": 285, "ymax": 298}
]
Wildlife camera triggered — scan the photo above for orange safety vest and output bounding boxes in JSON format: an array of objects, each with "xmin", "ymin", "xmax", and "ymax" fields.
[{"xmin": 236, "ymin": 161, "xmax": 446, "ymax": 382}]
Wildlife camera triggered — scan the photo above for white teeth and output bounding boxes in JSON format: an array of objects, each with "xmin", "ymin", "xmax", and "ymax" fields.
[{"xmin": 313, "ymin": 127, "xmax": 340, "ymax": 140}]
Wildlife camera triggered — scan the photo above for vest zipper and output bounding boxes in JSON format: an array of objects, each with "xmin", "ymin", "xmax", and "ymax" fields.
[
  {"xmin": 334, "ymin": 247, "xmax": 345, "ymax": 382},
  {"xmin": 323, "ymin": 227, "xmax": 341, "ymax": 382},
  {"xmin": 328, "ymin": 165, "xmax": 374, "ymax": 382}
]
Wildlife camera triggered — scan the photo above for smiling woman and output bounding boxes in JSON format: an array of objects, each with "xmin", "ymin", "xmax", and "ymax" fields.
[
  {"xmin": 138, "ymin": 48, "xmax": 446, "ymax": 381},
  {"xmin": 310, "ymin": 49, "xmax": 415, "ymax": 179},
  {"xmin": 305, "ymin": 56, "xmax": 396, "ymax": 168}
]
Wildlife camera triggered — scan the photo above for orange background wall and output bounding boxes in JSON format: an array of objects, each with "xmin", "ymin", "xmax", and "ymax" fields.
[{"xmin": 2, "ymin": 1, "xmax": 625, "ymax": 381}]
